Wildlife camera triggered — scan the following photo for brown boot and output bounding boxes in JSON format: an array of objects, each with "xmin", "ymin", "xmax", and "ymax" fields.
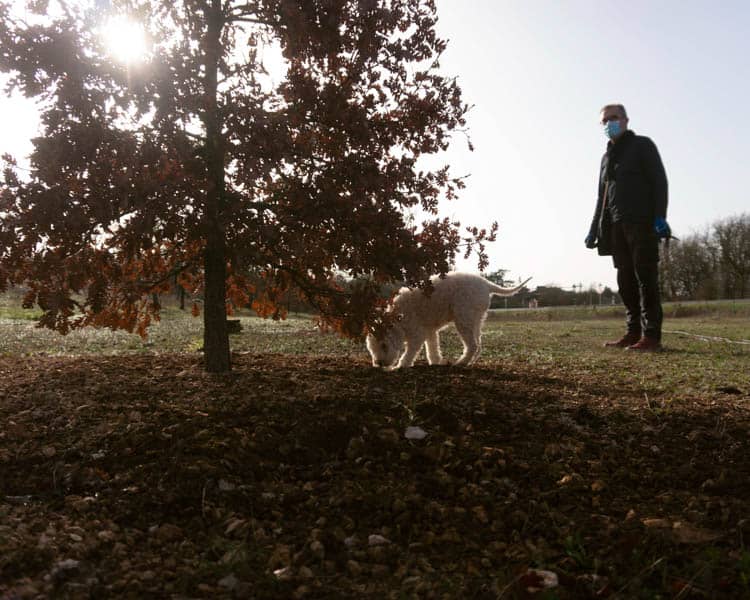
[
  {"xmin": 603, "ymin": 332, "xmax": 641, "ymax": 348},
  {"xmin": 626, "ymin": 336, "xmax": 662, "ymax": 352}
]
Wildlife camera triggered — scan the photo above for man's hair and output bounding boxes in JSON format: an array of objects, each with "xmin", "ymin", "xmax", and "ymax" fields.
[{"xmin": 600, "ymin": 103, "xmax": 628, "ymax": 118}]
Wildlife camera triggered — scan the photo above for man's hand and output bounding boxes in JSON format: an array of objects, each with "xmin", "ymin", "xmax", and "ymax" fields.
[
  {"xmin": 585, "ymin": 233, "xmax": 597, "ymax": 249},
  {"xmin": 654, "ymin": 217, "xmax": 671, "ymax": 239}
]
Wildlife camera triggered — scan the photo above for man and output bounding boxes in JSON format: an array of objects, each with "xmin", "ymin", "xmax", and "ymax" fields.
[{"xmin": 585, "ymin": 104, "xmax": 671, "ymax": 351}]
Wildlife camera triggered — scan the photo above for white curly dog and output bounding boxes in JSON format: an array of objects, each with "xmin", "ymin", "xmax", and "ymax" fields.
[{"xmin": 366, "ymin": 272, "xmax": 531, "ymax": 369}]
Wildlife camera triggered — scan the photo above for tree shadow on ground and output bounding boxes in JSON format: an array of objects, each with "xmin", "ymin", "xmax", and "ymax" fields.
[{"xmin": 1, "ymin": 354, "xmax": 748, "ymax": 598}]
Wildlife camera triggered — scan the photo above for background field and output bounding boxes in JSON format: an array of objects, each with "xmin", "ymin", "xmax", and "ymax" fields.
[
  {"xmin": 2, "ymin": 297, "xmax": 749, "ymax": 398},
  {"xmin": 1, "ymin": 297, "xmax": 749, "ymax": 598}
]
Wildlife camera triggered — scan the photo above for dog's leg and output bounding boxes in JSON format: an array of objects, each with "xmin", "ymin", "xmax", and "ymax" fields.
[
  {"xmin": 468, "ymin": 321, "xmax": 484, "ymax": 365},
  {"xmin": 424, "ymin": 331, "xmax": 447, "ymax": 365},
  {"xmin": 453, "ymin": 318, "xmax": 481, "ymax": 366},
  {"xmin": 397, "ymin": 336, "xmax": 425, "ymax": 368}
]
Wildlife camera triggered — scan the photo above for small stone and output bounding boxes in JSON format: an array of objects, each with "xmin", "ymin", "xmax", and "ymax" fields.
[
  {"xmin": 347, "ymin": 560, "xmax": 362, "ymax": 576},
  {"xmin": 42, "ymin": 446, "xmax": 57, "ymax": 458},
  {"xmin": 218, "ymin": 479, "xmax": 236, "ymax": 492},
  {"xmin": 372, "ymin": 564, "xmax": 390, "ymax": 577},
  {"xmin": 268, "ymin": 544, "xmax": 292, "ymax": 569},
  {"xmin": 368, "ymin": 534, "xmax": 391, "ymax": 546},
  {"xmin": 55, "ymin": 559, "xmax": 80, "ymax": 571},
  {"xmin": 273, "ymin": 567, "xmax": 293, "ymax": 581},
  {"xmin": 310, "ymin": 540, "xmax": 325, "ymax": 560},
  {"xmin": 50, "ymin": 559, "xmax": 80, "ymax": 582},
  {"xmin": 404, "ymin": 426, "xmax": 428, "ymax": 440},
  {"xmin": 378, "ymin": 428, "xmax": 400, "ymax": 445},
  {"xmin": 154, "ymin": 523, "xmax": 183, "ymax": 542},
  {"xmin": 218, "ymin": 574, "xmax": 239, "ymax": 590},
  {"xmin": 472, "ymin": 505, "xmax": 489, "ymax": 524},
  {"xmin": 113, "ymin": 542, "xmax": 133, "ymax": 557},
  {"xmin": 557, "ymin": 473, "xmax": 584, "ymax": 486}
]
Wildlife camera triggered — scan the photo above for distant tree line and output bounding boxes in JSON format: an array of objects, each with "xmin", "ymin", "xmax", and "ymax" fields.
[
  {"xmin": 529, "ymin": 285, "xmax": 618, "ymax": 308},
  {"xmin": 483, "ymin": 270, "xmax": 615, "ymax": 308},
  {"xmin": 660, "ymin": 213, "xmax": 750, "ymax": 300}
]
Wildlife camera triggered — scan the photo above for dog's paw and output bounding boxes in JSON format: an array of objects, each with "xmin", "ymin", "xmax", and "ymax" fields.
[{"xmin": 427, "ymin": 358, "xmax": 449, "ymax": 366}]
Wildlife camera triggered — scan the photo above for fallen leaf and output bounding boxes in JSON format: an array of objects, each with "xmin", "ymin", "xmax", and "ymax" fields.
[
  {"xmin": 642, "ymin": 518, "xmax": 672, "ymax": 529},
  {"xmin": 671, "ymin": 521, "xmax": 722, "ymax": 544},
  {"xmin": 521, "ymin": 568, "xmax": 559, "ymax": 592}
]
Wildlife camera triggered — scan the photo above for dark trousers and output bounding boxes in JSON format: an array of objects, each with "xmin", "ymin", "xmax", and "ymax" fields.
[{"xmin": 611, "ymin": 221, "xmax": 663, "ymax": 341}]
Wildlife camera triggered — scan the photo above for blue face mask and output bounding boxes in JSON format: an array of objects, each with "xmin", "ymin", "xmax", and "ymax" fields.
[{"xmin": 603, "ymin": 120, "xmax": 622, "ymax": 140}]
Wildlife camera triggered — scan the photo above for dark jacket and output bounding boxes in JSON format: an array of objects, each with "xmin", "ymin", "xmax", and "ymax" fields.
[{"xmin": 588, "ymin": 130, "xmax": 668, "ymax": 254}]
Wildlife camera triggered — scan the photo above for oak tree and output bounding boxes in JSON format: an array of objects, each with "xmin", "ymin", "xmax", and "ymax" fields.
[{"xmin": 0, "ymin": 0, "xmax": 496, "ymax": 372}]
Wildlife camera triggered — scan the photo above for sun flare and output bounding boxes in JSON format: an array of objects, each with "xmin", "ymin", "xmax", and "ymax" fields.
[{"xmin": 102, "ymin": 16, "xmax": 147, "ymax": 64}]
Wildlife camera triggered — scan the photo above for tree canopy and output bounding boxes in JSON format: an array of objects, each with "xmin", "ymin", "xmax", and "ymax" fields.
[
  {"xmin": 660, "ymin": 213, "xmax": 750, "ymax": 301},
  {"xmin": 0, "ymin": 0, "xmax": 496, "ymax": 371}
]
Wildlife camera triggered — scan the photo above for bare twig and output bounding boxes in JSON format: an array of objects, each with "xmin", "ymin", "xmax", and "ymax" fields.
[{"xmin": 610, "ymin": 557, "xmax": 666, "ymax": 599}]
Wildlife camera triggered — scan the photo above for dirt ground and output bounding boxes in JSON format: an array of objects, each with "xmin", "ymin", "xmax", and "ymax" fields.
[{"xmin": 1, "ymin": 352, "xmax": 749, "ymax": 598}]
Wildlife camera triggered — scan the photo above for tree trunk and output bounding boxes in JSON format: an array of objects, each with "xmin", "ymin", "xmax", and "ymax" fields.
[
  {"xmin": 204, "ymin": 232, "xmax": 230, "ymax": 372},
  {"xmin": 202, "ymin": 0, "xmax": 230, "ymax": 372}
]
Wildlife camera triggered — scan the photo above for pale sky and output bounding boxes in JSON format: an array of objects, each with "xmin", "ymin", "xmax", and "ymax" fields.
[
  {"xmin": 2, "ymin": 1, "xmax": 749, "ymax": 291},
  {"xmin": 435, "ymin": 0, "xmax": 750, "ymax": 289}
]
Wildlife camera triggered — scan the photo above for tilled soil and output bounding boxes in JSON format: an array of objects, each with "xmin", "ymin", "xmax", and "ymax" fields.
[{"xmin": 1, "ymin": 353, "xmax": 749, "ymax": 598}]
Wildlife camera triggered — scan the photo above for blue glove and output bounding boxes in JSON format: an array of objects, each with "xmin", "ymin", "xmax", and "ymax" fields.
[
  {"xmin": 654, "ymin": 217, "xmax": 671, "ymax": 239},
  {"xmin": 585, "ymin": 233, "xmax": 597, "ymax": 249}
]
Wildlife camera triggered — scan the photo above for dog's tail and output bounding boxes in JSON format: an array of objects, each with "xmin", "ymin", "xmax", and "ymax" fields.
[{"xmin": 486, "ymin": 277, "xmax": 532, "ymax": 297}]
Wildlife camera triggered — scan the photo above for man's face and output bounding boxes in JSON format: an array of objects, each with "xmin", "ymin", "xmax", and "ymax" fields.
[{"xmin": 600, "ymin": 107, "xmax": 629, "ymax": 139}]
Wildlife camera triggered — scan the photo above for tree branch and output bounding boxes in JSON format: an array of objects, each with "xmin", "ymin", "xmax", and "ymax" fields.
[
  {"xmin": 228, "ymin": 17, "xmax": 277, "ymax": 27},
  {"xmin": 136, "ymin": 258, "xmax": 200, "ymax": 290}
]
